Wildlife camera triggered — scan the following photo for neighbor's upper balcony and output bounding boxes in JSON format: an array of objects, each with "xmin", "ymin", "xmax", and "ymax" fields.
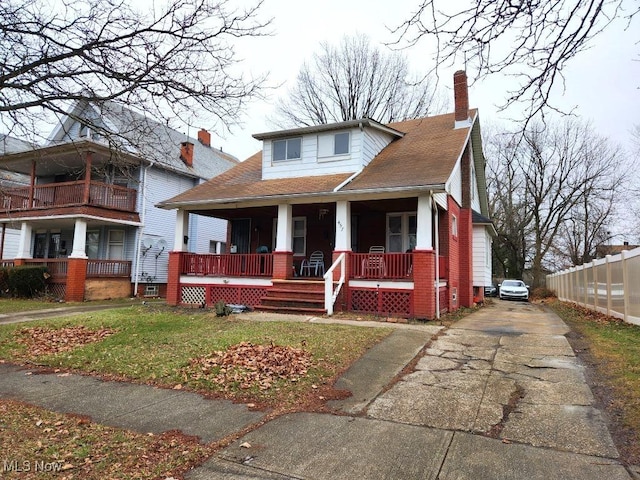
[{"xmin": 2, "ymin": 180, "xmax": 137, "ymax": 213}]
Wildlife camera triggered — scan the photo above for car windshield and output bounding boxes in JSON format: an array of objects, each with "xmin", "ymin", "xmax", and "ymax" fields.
[{"xmin": 502, "ymin": 280, "xmax": 525, "ymax": 287}]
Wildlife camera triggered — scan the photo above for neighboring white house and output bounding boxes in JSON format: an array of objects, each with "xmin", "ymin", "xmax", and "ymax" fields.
[{"xmin": 0, "ymin": 101, "xmax": 238, "ymax": 300}]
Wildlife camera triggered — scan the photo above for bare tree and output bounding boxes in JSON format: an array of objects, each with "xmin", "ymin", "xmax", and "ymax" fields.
[
  {"xmin": 0, "ymin": 0, "xmax": 270, "ymax": 143},
  {"xmin": 272, "ymin": 34, "xmax": 445, "ymax": 127},
  {"xmin": 487, "ymin": 118, "xmax": 628, "ymax": 286},
  {"xmin": 485, "ymin": 128, "xmax": 531, "ymax": 280},
  {"xmin": 392, "ymin": 0, "xmax": 638, "ymax": 122}
]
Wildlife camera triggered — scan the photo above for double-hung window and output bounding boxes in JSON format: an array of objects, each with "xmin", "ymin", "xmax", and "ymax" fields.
[
  {"xmin": 387, "ymin": 213, "xmax": 417, "ymax": 252},
  {"xmin": 272, "ymin": 137, "xmax": 302, "ymax": 161},
  {"xmin": 318, "ymin": 132, "xmax": 350, "ymax": 158}
]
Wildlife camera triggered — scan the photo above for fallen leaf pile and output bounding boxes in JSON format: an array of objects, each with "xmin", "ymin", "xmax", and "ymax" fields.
[
  {"xmin": 186, "ymin": 341, "xmax": 312, "ymax": 391},
  {"xmin": 16, "ymin": 326, "xmax": 116, "ymax": 357},
  {"xmin": 0, "ymin": 400, "xmax": 210, "ymax": 480}
]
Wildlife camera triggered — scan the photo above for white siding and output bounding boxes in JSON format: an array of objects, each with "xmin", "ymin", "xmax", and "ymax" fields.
[
  {"xmin": 447, "ymin": 159, "xmax": 463, "ymax": 206},
  {"xmin": 362, "ymin": 129, "xmax": 396, "ymax": 166},
  {"xmin": 261, "ymin": 126, "xmax": 395, "ymax": 180},
  {"xmin": 473, "ymin": 225, "xmax": 492, "ymax": 286},
  {"xmin": 135, "ymin": 168, "xmax": 227, "ymax": 283},
  {"xmin": 1, "ymin": 228, "xmax": 20, "ymax": 259}
]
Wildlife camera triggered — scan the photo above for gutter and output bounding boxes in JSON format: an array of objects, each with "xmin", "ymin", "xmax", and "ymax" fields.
[{"xmin": 157, "ymin": 183, "xmax": 448, "ymax": 210}]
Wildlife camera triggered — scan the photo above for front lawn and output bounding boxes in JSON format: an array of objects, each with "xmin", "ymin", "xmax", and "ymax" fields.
[{"xmin": 0, "ymin": 305, "xmax": 391, "ymax": 407}]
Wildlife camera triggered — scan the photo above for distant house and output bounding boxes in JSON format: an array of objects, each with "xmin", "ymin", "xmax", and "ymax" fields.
[
  {"xmin": 158, "ymin": 71, "xmax": 495, "ymax": 319},
  {"xmin": 0, "ymin": 101, "xmax": 238, "ymax": 301}
]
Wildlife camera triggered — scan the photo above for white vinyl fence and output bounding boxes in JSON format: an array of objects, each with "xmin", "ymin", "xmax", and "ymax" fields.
[{"xmin": 546, "ymin": 247, "xmax": 640, "ymax": 326}]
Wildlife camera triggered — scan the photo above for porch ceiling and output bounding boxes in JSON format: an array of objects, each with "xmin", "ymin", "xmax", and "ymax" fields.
[{"xmin": 0, "ymin": 141, "xmax": 140, "ymax": 176}]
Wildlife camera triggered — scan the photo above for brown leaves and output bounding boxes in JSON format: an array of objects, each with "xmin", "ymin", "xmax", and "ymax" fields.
[
  {"xmin": 186, "ymin": 342, "xmax": 313, "ymax": 391},
  {"xmin": 16, "ymin": 326, "xmax": 116, "ymax": 357}
]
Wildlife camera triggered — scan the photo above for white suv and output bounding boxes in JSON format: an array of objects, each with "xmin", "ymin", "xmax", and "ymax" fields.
[{"xmin": 499, "ymin": 279, "xmax": 529, "ymax": 301}]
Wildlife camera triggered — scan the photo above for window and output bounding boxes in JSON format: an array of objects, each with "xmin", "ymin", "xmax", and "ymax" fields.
[
  {"xmin": 86, "ymin": 231, "xmax": 100, "ymax": 259},
  {"xmin": 292, "ymin": 217, "xmax": 306, "ymax": 256},
  {"xmin": 272, "ymin": 138, "xmax": 302, "ymax": 161},
  {"xmin": 387, "ymin": 213, "xmax": 417, "ymax": 252},
  {"xmin": 318, "ymin": 132, "xmax": 350, "ymax": 157},
  {"xmin": 107, "ymin": 230, "xmax": 125, "ymax": 260},
  {"xmin": 272, "ymin": 217, "xmax": 307, "ymax": 255},
  {"xmin": 452, "ymin": 215, "xmax": 458, "ymax": 238}
]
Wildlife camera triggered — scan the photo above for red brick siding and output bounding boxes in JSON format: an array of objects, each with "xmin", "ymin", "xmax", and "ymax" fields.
[{"xmin": 65, "ymin": 257, "xmax": 87, "ymax": 302}]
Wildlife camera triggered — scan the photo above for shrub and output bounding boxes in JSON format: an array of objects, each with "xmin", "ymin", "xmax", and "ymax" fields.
[
  {"xmin": 0, "ymin": 267, "xmax": 9, "ymax": 296},
  {"xmin": 6, "ymin": 266, "xmax": 47, "ymax": 298}
]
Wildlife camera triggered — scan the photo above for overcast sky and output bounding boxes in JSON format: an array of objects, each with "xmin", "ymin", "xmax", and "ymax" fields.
[{"xmin": 213, "ymin": 0, "xmax": 640, "ymax": 162}]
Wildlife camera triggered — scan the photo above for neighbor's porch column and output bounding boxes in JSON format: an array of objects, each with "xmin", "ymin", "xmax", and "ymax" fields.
[
  {"xmin": 167, "ymin": 209, "xmax": 189, "ymax": 305},
  {"xmin": 273, "ymin": 204, "xmax": 293, "ymax": 279},
  {"xmin": 15, "ymin": 222, "xmax": 33, "ymax": 260},
  {"xmin": 66, "ymin": 218, "xmax": 88, "ymax": 302},
  {"xmin": 413, "ymin": 194, "xmax": 436, "ymax": 319},
  {"xmin": 332, "ymin": 200, "xmax": 351, "ymax": 284},
  {"xmin": 173, "ymin": 209, "xmax": 190, "ymax": 252}
]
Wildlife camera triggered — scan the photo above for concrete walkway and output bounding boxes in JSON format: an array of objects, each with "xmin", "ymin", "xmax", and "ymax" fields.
[{"xmin": 0, "ymin": 301, "xmax": 635, "ymax": 479}]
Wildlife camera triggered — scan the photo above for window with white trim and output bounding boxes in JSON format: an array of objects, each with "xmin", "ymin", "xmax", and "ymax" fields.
[
  {"xmin": 107, "ymin": 230, "xmax": 125, "ymax": 260},
  {"xmin": 452, "ymin": 215, "xmax": 458, "ymax": 238},
  {"xmin": 272, "ymin": 138, "xmax": 302, "ymax": 161},
  {"xmin": 387, "ymin": 213, "xmax": 417, "ymax": 252},
  {"xmin": 272, "ymin": 216, "xmax": 307, "ymax": 256},
  {"xmin": 318, "ymin": 132, "xmax": 350, "ymax": 157}
]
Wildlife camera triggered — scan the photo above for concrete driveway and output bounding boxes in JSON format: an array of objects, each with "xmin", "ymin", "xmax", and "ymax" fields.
[{"xmin": 193, "ymin": 300, "xmax": 632, "ymax": 479}]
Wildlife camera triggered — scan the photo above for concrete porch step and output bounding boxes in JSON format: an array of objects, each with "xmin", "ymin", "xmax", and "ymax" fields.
[{"xmin": 253, "ymin": 305, "xmax": 326, "ymax": 315}]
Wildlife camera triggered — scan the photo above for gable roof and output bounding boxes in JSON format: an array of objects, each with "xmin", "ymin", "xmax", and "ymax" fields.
[
  {"xmin": 47, "ymin": 100, "xmax": 239, "ymax": 180},
  {"xmin": 158, "ymin": 109, "xmax": 481, "ymax": 209}
]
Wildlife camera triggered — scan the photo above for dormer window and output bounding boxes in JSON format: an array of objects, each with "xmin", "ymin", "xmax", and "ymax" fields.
[
  {"xmin": 273, "ymin": 137, "xmax": 301, "ymax": 161},
  {"xmin": 318, "ymin": 132, "xmax": 350, "ymax": 157}
]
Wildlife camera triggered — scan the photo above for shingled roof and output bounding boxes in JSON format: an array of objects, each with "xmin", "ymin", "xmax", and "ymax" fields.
[{"xmin": 158, "ymin": 109, "xmax": 478, "ymax": 209}]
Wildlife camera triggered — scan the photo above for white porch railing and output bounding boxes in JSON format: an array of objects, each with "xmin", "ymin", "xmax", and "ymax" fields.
[{"xmin": 323, "ymin": 252, "xmax": 346, "ymax": 316}]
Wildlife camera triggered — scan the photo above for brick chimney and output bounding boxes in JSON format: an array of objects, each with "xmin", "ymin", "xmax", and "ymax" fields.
[
  {"xmin": 197, "ymin": 128, "xmax": 211, "ymax": 147},
  {"xmin": 454, "ymin": 70, "xmax": 470, "ymax": 128},
  {"xmin": 180, "ymin": 141, "xmax": 193, "ymax": 167}
]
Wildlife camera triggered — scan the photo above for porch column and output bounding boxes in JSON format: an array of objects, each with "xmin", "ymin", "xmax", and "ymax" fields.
[
  {"xmin": 69, "ymin": 219, "xmax": 88, "ymax": 258},
  {"xmin": 273, "ymin": 204, "xmax": 293, "ymax": 279},
  {"xmin": 28, "ymin": 160, "xmax": 36, "ymax": 208},
  {"xmin": 413, "ymin": 194, "xmax": 436, "ymax": 319},
  {"xmin": 173, "ymin": 209, "xmax": 190, "ymax": 252},
  {"xmin": 83, "ymin": 151, "xmax": 92, "ymax": 204},
  {"xmin": 16, "ymin": 222, "xmax": 33, "ymax": 259},
  {"xmin": 332, "ymin": 200, "xmax": 351, "ymax": 284},
  {"xmin": 166, "ymin": 251, "xmax": 183, "ymax": 305},
  {"xmin": 415, "ymin": 194, "xmax": 433, "ymax": 250}
]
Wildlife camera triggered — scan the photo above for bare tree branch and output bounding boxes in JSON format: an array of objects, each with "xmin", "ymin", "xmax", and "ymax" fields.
[
  {"xmin": 391, "ymin": 0, "xmax": 637, "ymax": 124},
  {"xmin": 271, "ymin": 33, "xmax": 446, "ymax": 128},
  {"xmin": 0, "ymin": 0, "xmax": 271, "ymax": 143}
]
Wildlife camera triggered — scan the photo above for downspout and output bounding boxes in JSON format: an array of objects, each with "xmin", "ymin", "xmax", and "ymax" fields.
[
  {"xmin": 0, "ymin": 222, "xmax": 5, "ymax": 259},
  {"xmin": 133, "ymin": 161, "xmax": 154, "ymax": 297},
  {"xmin": 433, "ymin": 196, "xmax": 440, "ymax": 319}
]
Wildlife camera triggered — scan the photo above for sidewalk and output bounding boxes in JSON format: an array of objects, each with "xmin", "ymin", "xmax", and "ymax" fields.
[
  {"xmin": 0, "ymin": 301, "xmax": 140, "ymax": 325},
  {"xmin": 0, "ymin": 301, "xmax": 635, "ymax": 479}
]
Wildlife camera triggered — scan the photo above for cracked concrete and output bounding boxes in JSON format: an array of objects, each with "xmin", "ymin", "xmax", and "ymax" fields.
[{"xmin": 367, "ymin": 301, "xmax": 619, "ymax": 459}]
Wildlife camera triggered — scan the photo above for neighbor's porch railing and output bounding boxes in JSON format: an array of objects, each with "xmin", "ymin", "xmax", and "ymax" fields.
[
  {"xmin": 22, "ymin": 259, "xmax": 131, "ymax": 278},
  {"xmin": 181, "ymin": 253, "xmax": 274, "ymax": 277},
  {"xmin": 24, "ymin": 259, "xmax": 68, "ymax": 278},
  {"xmin": 2, "ymin": 181, "xmax": 137, "ymax": 212},
  {"xmin": 87, "ymin": 260, "xmax": 131, "ymax": 278}
]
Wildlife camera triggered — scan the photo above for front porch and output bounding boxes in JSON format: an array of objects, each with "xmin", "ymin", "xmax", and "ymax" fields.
[
  {"xmin": 14, "ymin": 258, "xmax": 132, "ymax": 300},
  {"xmin": 171, "ymin": 251, "xmax": 449, "ymax": 318}
]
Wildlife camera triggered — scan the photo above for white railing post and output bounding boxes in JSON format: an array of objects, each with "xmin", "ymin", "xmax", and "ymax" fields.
[{"xmin": 324, "ymin": 252, "xmax": 346, "ymax": 316}]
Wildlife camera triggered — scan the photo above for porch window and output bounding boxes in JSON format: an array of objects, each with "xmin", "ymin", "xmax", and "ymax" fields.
[
  {"xmin": 86, "ymin": 231, "xmax": 100, "ymax": 259},
  {"xmin": 107, "ymin": 230, "xmax": 125, "ymax": 260},
  {"xmin": 292, "ymin": 217, "xmax": 306, "ymax": 256},
  {"xmin": 386, "ymin": 213, "xmax": 417, "ymax": 252},
  {"xmin": 272, "ymin": 138, "xmax": 302, "ymax": 161}
]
